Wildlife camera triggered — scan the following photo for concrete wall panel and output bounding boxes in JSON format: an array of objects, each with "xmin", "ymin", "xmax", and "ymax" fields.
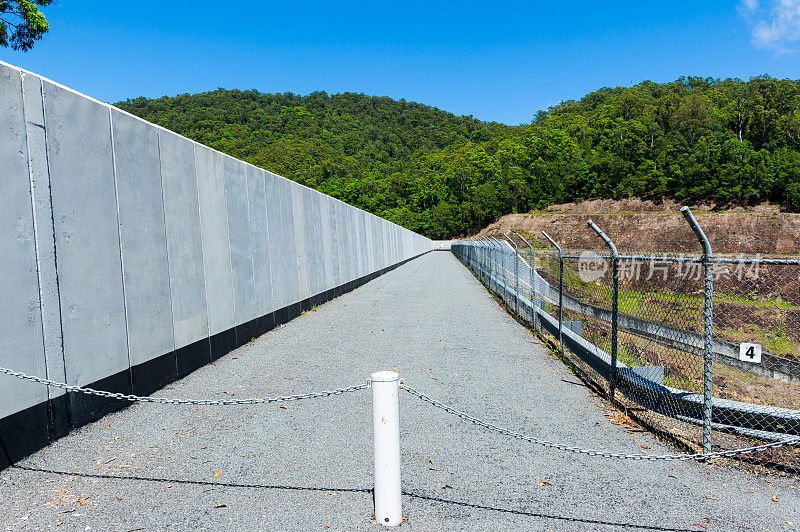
[
  {"xmin": 195, "ymin": 145, "xmax": 235, "ymax": 336},
  {"xmin": 381, "ymin": 222, "xmax": 390, "ymax": 269},
  {"xmin": 318, "ymin": 196, "xmax": 334, "ymax": 290},
  {"xmin": 355, "ymin": 211, "xmax": 366, "ymax": 277},
  {"xmin": 111, "ymin": 108, "xmax": 175, "ymax": 367},
  {"xmin": 43, "ymin": 80, "xmax": 130, "ymax": 386},
  {"xmin": 323, "ymin": 198, "xmax": 339, "ymax": 289},
  {"xmin": 275, "ymin": 175, "xmax": 300, "ymax": 306},
  {"xmin": 376, "ymin": 218, "xmax": 387, "ymax": 270},
  {"xmin": 365, "ymin": 214, "xmax": 376, "ymax": 273},
  {"xmin": 384, "ymin": 223, "xmax": 392, "ymax": 265},
  {"xmin": 20, "ymin": 72, "xmax": 66, "ymax": 403},
  {"xmin": 349, "ymin": 208, "xmax": 360, "ymax": 278},
  {"xmin": 0, "ymin": 64, "xmax": 47, "ymax": 416},
  {"xmin": 223, "ymin": 155, "xmax": 257, "ymax": 325},
  {"xmin": 291, "ymin": 185, "xmax": 311, "ymax": 301},
  {"xmin": 247, "ymin": 166, "xmax": 272, "ymax": 316},
  {"xmin": 390, "ymin": 223, "xmax": 396, "ymax": 263},
  {"xmin": 337, "ymin": 201, "xmax": 349, "ymax": 285},
  {"xmin": 303, "ymin": 190, "xmax": 325, "ymax": 295},
  {"xmin": 377, "ymin": 218, "xmax": 386, "ymax": 269},
  {"xmin": 338, "ymin": 202, "xmax": 353, "ymax": 284},
  {"xmin": 265, "ymin": 171, "xmax": 287, "ymax": 310},
  {"xmin": 159, "ymin": 131, "xmax": 209, "ymax": 349}
]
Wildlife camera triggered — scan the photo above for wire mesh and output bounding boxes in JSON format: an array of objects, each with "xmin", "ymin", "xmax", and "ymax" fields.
[
  {"xmin": 553, "ymin": 252, "xmax": 709, "ymax": 453},
  {"xmin": 453, "ymin": 212, "xmax": 800, "ymax": 474},
  {"xmin": 709, "ymin": 258, "xmax": 800, "ymax": 470}
]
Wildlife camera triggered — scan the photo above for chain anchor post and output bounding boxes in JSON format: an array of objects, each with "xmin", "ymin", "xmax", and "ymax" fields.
[
  {"xmin": 371, "ymin": 370, "xmax": 402, "ymax": 526},
  {"xmin": 587, "ymin": 220, "xmax": 619, "ymax": 403},
  {"xmin": 680, "ymin": 206, "xmax": 715, "ymax": 456}
]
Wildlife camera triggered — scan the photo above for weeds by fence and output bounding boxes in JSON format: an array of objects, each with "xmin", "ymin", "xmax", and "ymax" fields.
[{"xmin": 453, "ymin": 208, "xmax": 800, "ymax": 472}]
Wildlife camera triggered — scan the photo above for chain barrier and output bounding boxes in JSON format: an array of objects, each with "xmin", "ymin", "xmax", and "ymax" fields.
[
  {"xmin": 400, "ymin": 384, "xmax": 800, "ymax": 462},
  {"xmin": 6, "ymin": 363, "xmax": 799, "ymax": 462},
  {"xmin": 0, "ymin": 366, "xmax": 370, "ymax": 405},
  {"xmin": 6, "ymin": 367, "xmax": 800, "ymax": 461}
]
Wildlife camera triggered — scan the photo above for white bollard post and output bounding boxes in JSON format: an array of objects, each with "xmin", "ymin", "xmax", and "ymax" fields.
[{"xmin": 371, "ymin": 370, "xmax": 402, "ymax": 527}]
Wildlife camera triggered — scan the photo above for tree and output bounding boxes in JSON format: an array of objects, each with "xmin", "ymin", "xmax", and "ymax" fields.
[
  {"xmin": 0, "ymin": 0, "xmax": 52, "ymax": 51},
  {"xmin": 117, "ymin": 76, "xmax": 800, "ymax": 240}
]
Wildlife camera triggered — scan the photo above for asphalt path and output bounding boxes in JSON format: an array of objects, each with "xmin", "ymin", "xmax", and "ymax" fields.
[{"xmin": 1, "ymin": 252, "xmax": 798, "ymax": 531}]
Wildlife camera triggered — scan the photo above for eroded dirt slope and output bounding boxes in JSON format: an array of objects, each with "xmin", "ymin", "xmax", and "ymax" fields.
[{"xmin": 478, "ymin": 198, "xmax": 800, "ymax": 255}]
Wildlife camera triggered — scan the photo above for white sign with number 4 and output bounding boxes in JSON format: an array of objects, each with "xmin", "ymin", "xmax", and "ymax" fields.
[{"xmin": 739, "ymin": 343, "xmax": 762, "ymax": 364}]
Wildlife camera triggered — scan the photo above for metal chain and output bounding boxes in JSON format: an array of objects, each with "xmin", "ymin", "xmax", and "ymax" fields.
[
  {"xmin": 6, "ymin": 360, "xmax": 798, "ymax": 462},
  {"xmin": 401, "ymin": 384, "xmax": 800, "ymax": 461},
  {"xmin": 0, "ymin": 366, "xmax": 370, "ymax": 405}
]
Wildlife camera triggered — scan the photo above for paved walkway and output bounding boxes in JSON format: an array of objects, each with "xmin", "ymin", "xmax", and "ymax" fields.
[{"xmin": 1, "ymin": 252, "xmax": 798, "ymax": 531}]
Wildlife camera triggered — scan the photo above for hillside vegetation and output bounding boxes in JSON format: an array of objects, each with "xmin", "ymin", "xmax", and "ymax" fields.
[{"xmin": 116, "ymin": 76, "xmax": 800, "ymax": 239}]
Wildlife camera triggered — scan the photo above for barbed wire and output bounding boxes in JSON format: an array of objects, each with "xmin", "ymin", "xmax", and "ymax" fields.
[
  {"xmin": 400, "ymin": 384, "xmax": 800, "ymax": 461},
  {"xmin": 0, "ymin": 366, "xmax": 370, "ymax": 405}
]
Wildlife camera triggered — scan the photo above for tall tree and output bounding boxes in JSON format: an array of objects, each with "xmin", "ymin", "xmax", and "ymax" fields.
[{"xmin": 0, "ymin": 0, "xmax": 51, "ymax": 51}]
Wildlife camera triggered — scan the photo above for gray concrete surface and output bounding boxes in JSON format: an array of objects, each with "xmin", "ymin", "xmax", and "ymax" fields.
[
  {"xmin": 0, "ymin": 59, "xmax": 431, "ymax": 424},
  {"xmin": 159, "ymin": 129, "xmax": 209, "ymax": 349},
  {"xmin": 246, "ymin": 165, "xmax": 273, "ymax": 319},
  {"xmin": 0, "ymin": 65, "xmax": 48, "ymax": 412},
  {"xmin": 21, "ymin": 70, "xmax": 67, "ymax": 404},
  {"xmin": 2, "ymin": 252, "xmax": 798, "ymax": 531},
  {"xmin": 195, "ymin": 145, "xmax": 236, "ymax": 338},
  {"xmin": 44, "ymin": 78, "xmax": 130, "ymax": 387},
  {"xmin": 112, "ymin": 107, "xmax": 175, "ymax": 368}
]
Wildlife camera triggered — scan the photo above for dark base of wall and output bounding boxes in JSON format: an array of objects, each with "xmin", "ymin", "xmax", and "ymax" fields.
[
  {"xmin": 0, "ymin": 251, "xmax": 429, "ymax": 470},
  {"xmin": 176, "ymin": 338, "xmax": 212, "ymax": 379}
]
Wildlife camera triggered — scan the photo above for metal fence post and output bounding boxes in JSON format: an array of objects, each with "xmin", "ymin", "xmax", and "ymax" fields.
[
  {"xmin": 514, "ymin": 232, "xmax": 537, "ymax": 324},
  {"xmin": 541, "ymin": 231, "xmax": 564, "ymax": 357},
  {"xmin": 487, "ymin": 237, "xmax": 496, "ymax": 292},
  {"xmin": 498, "ymin": 237, "xmax": 510, "ymax": 306},
  {"xmin": 505, "ymin": 234, "xmax": 520, "ymax": 314},
  {"xmin": 487, "ymin": 237, "xmax": 500, "ymax": 300},
  {"xmin": 476, "ymin": 238, "xmax": 485, "ymax": 285},
  {"xmin": 478, "ymin": 238, "xmax": 485, "ymax": 284},
  {"xmin": 587, "ymin": 220, "xmax": 619, "ymax": 403},
  {"xmin": 371, "ymin": 371, "xmax": 402, "ymax": 526},
  {"xmin": 680, "ymin": 206, "xmax": 714, "ymax": 455},
  {"xmin": 483, "ymin": 237, "xmax": 491, "ymax": 288},
  {"xmin": 483, "ymin": 237, "xmax": 493, "ymax": 289},
  {"xmin": 490, "ymin": 237, "xmax": 505, "ymax": 303},
  {"xmin": 484, "ymin": 238, "xmax": 491, "ymax": 287}
]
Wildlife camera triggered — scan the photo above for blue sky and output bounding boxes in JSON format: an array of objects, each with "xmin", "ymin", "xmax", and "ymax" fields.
[{"xmin": 2, "ymin": 1, "xmax": 800, "ymax": 125}]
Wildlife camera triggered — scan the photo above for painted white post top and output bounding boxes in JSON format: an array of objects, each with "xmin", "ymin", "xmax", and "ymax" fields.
[{"xmin": 371, "ymin": 370, "xmax": 400, "ymax": 383}]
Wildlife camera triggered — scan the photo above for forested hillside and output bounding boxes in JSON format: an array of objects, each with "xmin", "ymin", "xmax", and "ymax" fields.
[{"xmin": 116, "ymin": 76, "xmax": 800, "ymax": 239}]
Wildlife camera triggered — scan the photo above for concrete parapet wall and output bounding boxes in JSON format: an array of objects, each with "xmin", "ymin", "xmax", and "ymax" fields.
[{"xmin": 0, "ymin": 60, "xmax": 432, "ymax": 467}]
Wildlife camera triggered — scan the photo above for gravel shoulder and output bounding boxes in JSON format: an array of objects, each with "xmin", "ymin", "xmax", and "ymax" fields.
[{"xmin": 1, "ymin": 252, "xmax": 798, "ymax": 531}]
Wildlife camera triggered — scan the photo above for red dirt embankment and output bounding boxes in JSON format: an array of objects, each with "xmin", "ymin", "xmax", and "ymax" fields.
[{"xmin": 477, "ymin": 198, "xmax": 800, "ymax": 255}]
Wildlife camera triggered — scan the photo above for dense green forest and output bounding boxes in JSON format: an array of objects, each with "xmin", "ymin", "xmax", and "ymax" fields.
[{"xmin": 116, "ymin": 76, "xmax": 800, "ymax": 239}]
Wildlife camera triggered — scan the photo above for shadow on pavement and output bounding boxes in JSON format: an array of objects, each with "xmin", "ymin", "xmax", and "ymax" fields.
[
  {"xmin": 11, "ymin": 465, "xmax": 370, "ymax": 494},
  {"xmin": 403, "ymin": 490, "xmax": 699, "ymax": 531},
  {"xmin": 13, "ymin": 465, "xmax": 698, "ymax": 530}
]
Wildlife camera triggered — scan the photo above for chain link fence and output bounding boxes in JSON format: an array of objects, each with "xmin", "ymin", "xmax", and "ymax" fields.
[{"xmin": 452, "ymin": 208, "xmax": 800, "ymax": 473}]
